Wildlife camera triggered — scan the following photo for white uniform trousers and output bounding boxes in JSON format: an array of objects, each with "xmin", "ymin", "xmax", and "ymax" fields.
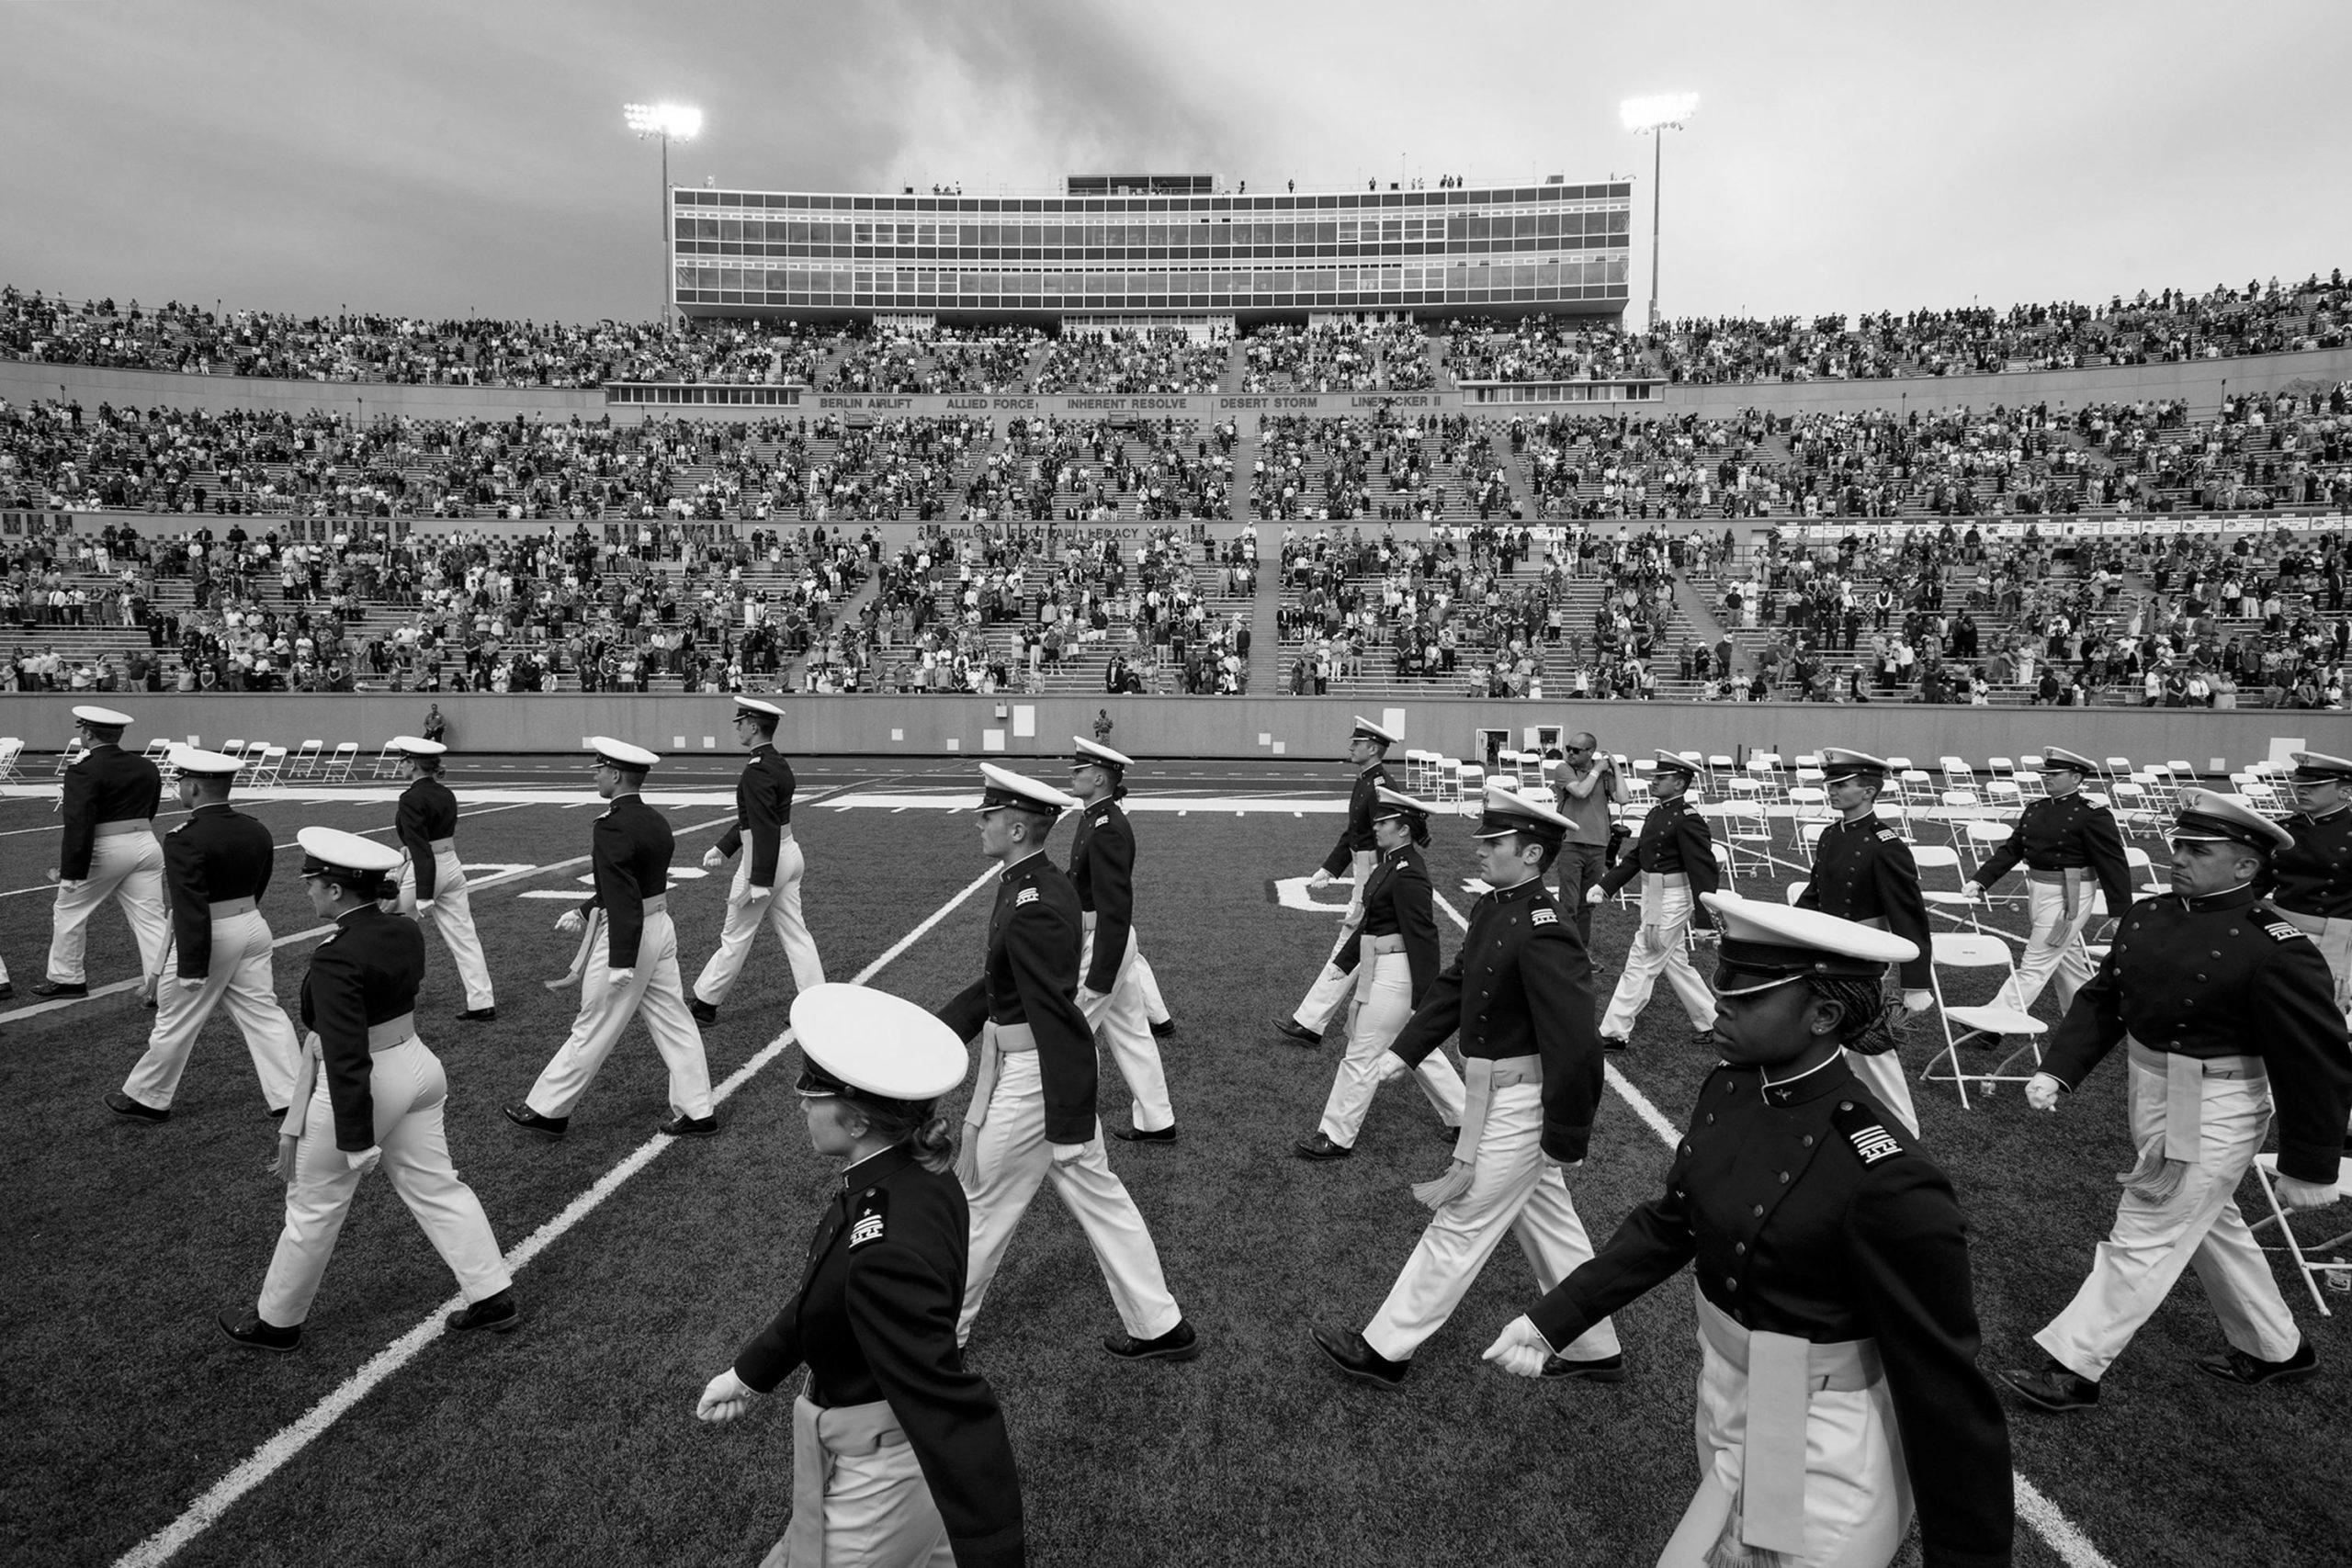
[
  {"xmin": 122, "ymin": 909, "xmax": 300, "ymax": 1111},
  {"xmin": 2272, "ymin": 907, "xmax": 2351, "ymax": 1017},
  {"xmin": 1600, "ymin": 875, "xmax": 1720, "ymax": 1038},
  {"xmin": 956, "ymin": 1050, "xmax": 1182, "ymax": 1345},
  {"xmin": 762, "ymin": 1397, "xmax": 953, "ymax": 1568},
  {"xmin": 48, "ymin": 829, "xmax": 168, "ymax": 986},
  {"xmin": 1991, "ymin": 877, "xmax": 2099, "ymax": 1019},
  {"xmin": 1131, "ymin": 948, "xmax": 1171, "ymax": 1026},
  {"xmin": 524, "ymin": 909, "xmax": 714, "ymax": 1121},
  {"xmin": 1290, "ymin": 850, "xmax": 1377, "ymax": 1032},
  {"xmin": 1363, "ymin": 1081, "xmax": 1622, "ymax": 1363},
  {"xmin": 1317, "ymin": 952, "xmax": 1465, "ymax": 1146},
  {"xmin": 694, "ymin": 837, "xmax": 825, "ymax": 1005},
  {"xmin": 397, "ymin": 851, "xmax": 495, "ymax": 1010},
  {"xmin": 2035, "ymin": 1056, "xmax": 2301, "ymax": 1382},
  {"xmin": 1657, "ymin": 1297, "xmax": 1908, "ymax": 1568},
  {"xmin": 258, "ymin": 1036, "xmax": 513, "ymax": 1325},
  {"xmin": 1080, "ymin": 922, "xmax": 1174, "ymax": 1132}
]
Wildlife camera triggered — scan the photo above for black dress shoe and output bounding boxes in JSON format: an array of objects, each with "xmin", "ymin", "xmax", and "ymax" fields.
[
  {"xmin": 503, "ymin": 1104, "xmax": 569, "ymax": 1138},
  {"xmin": 1148, "ymin": 1017, "xmax": 1177, "ymax": 1040},
  {"xmin": 659, "ymin": 1111, "xmax": 719, "ymax": 1138},
  {"xmin": 1295, "ymin": 1132, "xmax": 1353, "ymax": 1160},
  {"xmin": 31, "ymin": 979, "xmax": 89, "ymax": 998},
  {"xmin": 1272, "ymin": 1017, "xmax": 1323, "ymax": 1046},
  {"xmin": 447, "ymin": 1289, "xmax": 522, "ymax": 1334},
  {"xmin": 1541, "ymin": 1351, "xmax": 1626, "ymax": 1383},
  {"xmin": 218, "ymin": 1310, "xmax": 301, "ymax": 1352},
  {"xmin": 1112, "ymin": 1123, "xmax": 1177, "ymax": 1144},
  {"xmin": 2196, "ymin": 1339, "xmax": 2317, "ymax": 1387},
  {"xmin": 106, "ymin": 1090, "xmax": 169, "ymax": 1123},
  {"xmin": 1998, "ymin": 1360, "xmax": 2100, "ymax": 1412},
  {"xmin": 0, "ymin": 981, "xmax": 14, "ymax": 999},
  {"xmin": 1600, "ymin": 1035, "xmax": 1630, "ymax": 1054},
  {"xmin": 688, "ymin": 998, "xmax": 718, "ymax": 1025},
  {"xmin": 455, "ymin": 1006, "xmax": 498, "ymax": 1022},
  {"xmin": 1312, "ymin": 1323, "xmax": 1408, "ymax": 1387},
  {"xmin": 1104, "ymin": 1319, "xmax": 1199, "ymax": 1361}
]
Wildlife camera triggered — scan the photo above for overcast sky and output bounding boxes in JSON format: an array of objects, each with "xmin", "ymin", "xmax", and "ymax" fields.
[{"xmin": 5, "ymin": 0, "xmax": 2347, "ymax": 327}]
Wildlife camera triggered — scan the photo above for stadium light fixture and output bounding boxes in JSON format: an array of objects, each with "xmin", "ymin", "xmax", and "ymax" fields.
[
  {"xmin": 624, "ymin": 103, "xmax": 704, "ymax": 325},
  {"xmin": 1620, "ymin": 93, "xmax": 1697, "ymax": 331}
]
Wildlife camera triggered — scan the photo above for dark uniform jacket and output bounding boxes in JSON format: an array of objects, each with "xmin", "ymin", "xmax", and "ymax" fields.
[
  {"xmin": 394, "ymin": 774, "xmax": 459, "ymax": 902},
  {"xmin": 1360, "ymin": 842, "xmax": 1442, "ymax": 1005},
  {"xmin": 1972, "ymin": 790, "xmax": 2133, "ymax": 916},
  {"xmin": 1797, "ymin": 814, "xmax": 1934, "ymax": 988},
  {"xmin": 1067, "ymin": 796, "xmax": 1137, "ymax": 996},
  {"xmin": 1598, "ymin": 794, "xmax": 1720, "ymax": 928},
  {"xmin": 735, "ymin": 1146, "xmax": 1024, "ymax": 1568},
  {"xmin": 59, "ymin": 741, "xmax": 161, "ymax": 879},
  {"xmin": 2041, "ymin": 885, "xmax": 2352, "ymax": 1184},
  {"xmin": 579, "ymin": 793, "xmax": 673, "ymax": 969},
  {"xmin": 1388, "ymin": 876, "xmax": 1600, "ymax": 1162},
  {"xmin": 938, "ymin": 854, "xmax": 1097, "ymax": 1145},
  {"xmin": 1318, "ymin": 761, "xmax": 1392, "ymax": 876},
  {"xmin": 164, "ymin": 802, "xmax": 277, "ymax": 979},
  {"xmin": 1528, "ymin": 1061, "xmax": 2014, "ymax": 1568},
  {"xmin": 2271, "ymin": 807, "xmax": 2352, "ymax": 919},
  {"xmin": 302, "ymin": 905, "xmax": 428, "ymax": 1154},
  {"xmin": 716, "ymin": 744, "xmax": 797, "ymax": 887}
]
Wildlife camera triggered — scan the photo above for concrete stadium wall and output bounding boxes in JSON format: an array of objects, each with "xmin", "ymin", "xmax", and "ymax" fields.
[{"xmin": 0, "ymin": 693, "xmax": 2335, "ymax": 775}]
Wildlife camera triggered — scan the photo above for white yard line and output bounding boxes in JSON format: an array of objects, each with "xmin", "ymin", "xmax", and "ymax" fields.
[
  {"xmin": 1430, "ymin": 890, "xmax": 2116, "ymax": 1568},
  {"xmin": 110, "ymin": 862, "xmax": 997, "ymax": 1568}
]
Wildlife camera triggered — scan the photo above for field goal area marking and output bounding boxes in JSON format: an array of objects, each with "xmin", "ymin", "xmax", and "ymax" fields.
[
  {"xmin": 1428, "ymin": 891, "xmax": 2115, "ymax": 1568},
  {"xmin": 111, "ymin": 863, "xmax": 1000, "ymax": 1568}
]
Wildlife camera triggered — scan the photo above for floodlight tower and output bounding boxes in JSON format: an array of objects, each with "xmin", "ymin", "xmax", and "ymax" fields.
[
  {"xmin": 624, "ymin": 102, "xmax": 704, "ymax": 325},
  {"xmin": 1620, "ymin": 93, "xmax": 1698, "ymax": 332}
]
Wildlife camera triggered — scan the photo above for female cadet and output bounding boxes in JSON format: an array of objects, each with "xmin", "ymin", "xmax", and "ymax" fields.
[
  {"xmin": 697, "ymin": 983, "xmax": 1024, "ymax": 1568},
  {"xmin": 220, "ymin": 829, "xmax": 514, "ymax": 1351},
  {"xmin": 1295, "ymin": 787, "xmax": 1465, "ymax": 1160},
  {"xmin": 1483, "ymin": 896, "xmax": 2014, "ymax": 1568}
]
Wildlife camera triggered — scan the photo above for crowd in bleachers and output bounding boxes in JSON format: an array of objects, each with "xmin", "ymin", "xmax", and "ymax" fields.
[
  {"xmin": 1032, "ymin": 328, "xmax": 1229, "ymax": 394},
  {"xmin": 1237, "ymin": 321, "xmax": 1433, "ymax": 394},
  {"xmin": 1447, "ymin": 318, "xmax": 1657, "ymax": 382},
  {"xmin": 962, "ymin": 417, "xmax": 1235, "ymax": 524}
]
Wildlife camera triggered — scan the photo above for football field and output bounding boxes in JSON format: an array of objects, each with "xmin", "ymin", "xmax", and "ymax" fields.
[{"xmin": 0, "ymin": 758, "xmax": 2344, "ymax": 1568}]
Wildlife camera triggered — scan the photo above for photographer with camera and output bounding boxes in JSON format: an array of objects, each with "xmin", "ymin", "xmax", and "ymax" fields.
[{"xmin": 1549, "ymin": 733, "xmax": 1622, "ymax": 955}]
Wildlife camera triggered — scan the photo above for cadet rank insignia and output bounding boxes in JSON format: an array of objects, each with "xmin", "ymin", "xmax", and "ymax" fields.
[{"xmin": 1015, "ymin": 888, "xmax": 1038, "ymax": 906}]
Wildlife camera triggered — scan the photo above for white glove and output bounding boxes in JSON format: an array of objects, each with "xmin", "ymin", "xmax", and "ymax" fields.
[
  {"xmin": 1374, "ymin": 1053, "xmax": 1411, "ymax": 1085},
  {"xmin": 2025, "ymin": 1072, "xmax": 2064, "ymax": 1112},
  {"xmin": 1960, "ymin": 881, "xmax": 1984, "ymax": 900},
  {"xmin": 742, "ymin": 883, "xmax": 771, "ymax": 901},
  {"xmin": 1585, "ymin": 885, "xmax": 1605, "ymax": 905},
  {"xmin": 556, "ymin": 909, "xmax": 585, "ymax": 935},
  {"xmin": 272, "ymin": 1134, "xmax": 300, "ymax": 1185},
  {"xmin": 415, "ymin": 899, "xmax": 436, "ymax": 919},
  {"xmin": 1307, "ymin": 868, "xmax": 1333, "ymax": 891},
  {"xmin": 1544, "ymin": 1156, "xmax": 1584, "ymax": 1174},
  {"xmin": 701, "ymin": 846, "xmax": 725, "ymax": 871},
  {"xmin": 1049, "ymin": 1140, "xmax": 1089, "ymax": 1165},
  {"xmin": 56, "ymin": 876, "xmax": 86, "ymax": 893},
  {"xmin": 696, "ymin": 1368, "xmax": 759, "ymax": 1423},
  {"xmin": 1479, "ymin": 1314, "xmax": 1554, "ymax": 1381},
  {"xmin": 177, "ymin": 976, "xmax": 205, "ymax": 992},
  {"xmin": 45, "ymin": 869, "xmax": 60, "ymax": 885},
  {"xmin": 345, "ymin": 1146, "xmax": 382, "ymax": 1177},
  {"xmin": 607, "ymin": 966, "xmax": 636, "ymax": 988},
  {"xmin": 2274, "ymin": 1175, "xmax": 2344, "ymax": 1211},
  {"xmin": 1902, "ymin": 989, "xmax": 1933, "ymax": 1013},
  {"xmin": 1075, "ymin": 984, "xmax": 1107, "ymax": 1013}
]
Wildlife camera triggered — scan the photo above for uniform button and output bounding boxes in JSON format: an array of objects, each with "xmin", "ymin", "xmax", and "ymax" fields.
[
  {"xmin": 1801, "ymin": 1134, "xmax": 1815, "ymax": 1147},
  {"xmin": 1778, "ymin": 1171, "xmax": 1791, "ymax": 1184},
  {"xmin": 1838, "ymin": 1101, "xmax": 1853, "ymax": 1111},
  {"xmin": 1726, "ymin": 1276, "xmax": 1740, "ymax": 1292},
  {"xmin": 1735, "ymin": 1242, "xmax": 1747, "ymax": 1255},
  {"xmin": 1706, "ymin": 1113, "xmax": 1716, "ymax": 1125},
  {"xmin": 1751, "ymin": 1203, "xmax": 1764, "ymax": 1217}
]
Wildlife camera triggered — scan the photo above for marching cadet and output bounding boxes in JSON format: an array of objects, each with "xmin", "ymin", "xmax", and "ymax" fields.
[
  {"xmin": 109, "ymin": 747, "xmax": 300, "ymax": 1123},
  {"xmin": 941, "ymin": 764, "xmax": 1198, "ymax": 1362},
  {"xmin": 1482, "ymin": 897, "xmax": 2015, "ymax": 1568},
  {"xmin": 697, "ymin": 983, "xmax": 1025, "ymax": 1568},
  {"xmin": 1295, "ymin": 787, "xmax": 1465, "ymax": 1160},
  {"xmin": 1065, "ymin": 738, "xmax": 1176, "ymax": 1142},
  {"xmin": 1272, "ymin": 716, "xmax": 1398, "ymax": 1046},
  {"xmin": 39, "ymin": 705, "xmax": 168, "ymax": 999},
  {"xmin": 388, "ymin": 736, "xmax": 496, "ymax": 1021},
  {"xmin": 1592, "ymin": 751, "xmax": 1721, "ymax": 1051},
  {"xmin": 2000, "ymin": 790, "xmax": 2352, "ymax": 1414},
  {"xmin": 1313, "ymin": 784, "xmax": 1622, "ymax": 1387},
  {"xmin": 505, "ymin": 738, "xmax": 718, "ymax": 1140},
  {"xmin": 1795, "ymin": 748, "xmax": 1936, "ymax": 1136},
  {"xmin": 220, "ymin": 829, "xmax": 517, "ymax": 1351},
  {"xmin": 689, "ymin": 696, "xmax": 825, "ymax": 1026},
  {"xmin": 1960, "ymin": 744, "xmax": 2134, "ymax": 1021},
  {"xmin": 2270, "ymin": 750, "xmax": 2352, "ymax": 1023}
]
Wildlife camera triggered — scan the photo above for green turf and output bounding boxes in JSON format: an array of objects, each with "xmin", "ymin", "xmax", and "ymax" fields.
[{"xmin": 0, "ymin": 786, "xmax": 2345, "ymax": 1566}]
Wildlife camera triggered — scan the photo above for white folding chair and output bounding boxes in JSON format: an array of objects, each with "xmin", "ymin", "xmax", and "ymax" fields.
[
  {"xmin": 2249, "ymin": 1153, "xmax": 2352, "ymax": 1314},
  {"xmin": 251, "ymin": 746, "xmax": 288, "ymax": 790},
  {"xmin": 55, "ymin": 739, "xmax": 88, "ymax": 776},
  {"xmin": 1717, "ymin": 801, "xmax": 1775, "ymax": 876},
  {"xmin": 2121, "ymin": 846, "xmax": 2170, "ymax": 897},
  {"xmin": 1919, "ymin": 933, "xmax": 2049, "ymax": 1111},
  {"xmin": 220, "ymin": 738, "xmax": 246, "ymax": 761},
  {"xmin": 369, "ymin": 740, "xmax": 405, "ymax": 779},
  {"xmin": 0, "ymin": 737, "xmax": 22, "ymax": 781},
  {"xmin": 1783, "ymin": 880, "xmax": 1809, "ymax": 905},
  {"xmin": 287, "ymin": 739, "xmax": 323, "ymax": 780},
  {"xmin": 1711, "ymin": 841, "xmax": 1740, "ymax": 897},
  {"xmin": 1960, "ymin": 818, "xmax": 2017, "ymax": 889},
  {"xmin": 234, "ymin": 746, "xmax": 270, "ymax": 789},
  {"xmin": 322, "ymin": 741, "xmax": 360, "ymax": 783},
  {"xmin": 1457, "ymin": 763, "xmax": 1487, "ymax": 806}
]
